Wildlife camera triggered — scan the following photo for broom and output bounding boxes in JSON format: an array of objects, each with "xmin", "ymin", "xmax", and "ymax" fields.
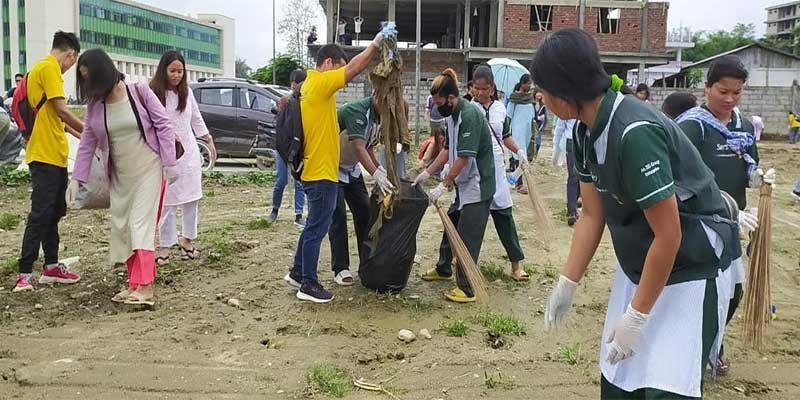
[
  {"xmin": 742, "ymin": 182, "xmax": 773, "ymax": 350},
  {"xmin": 521, "ymin": 166, "xmax": 554, "ymax": 231},
  {"xmin": 432, "ymin": 200, "xmax": 489, "ymax": 302}
]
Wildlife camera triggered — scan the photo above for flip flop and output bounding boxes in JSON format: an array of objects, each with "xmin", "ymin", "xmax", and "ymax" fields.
[
  {"xmin": 156, "ymin": 255, "xmax": 170, "ymax": 266},
  {"xmin": 511, "ymin": 269, "xmax": 530, "ymax": 282},
  {"xmin": 124, "ymin": 290, "xmax": 155, "ymax": 306},
  {"xmin": 111, "ymin": 288, "xmax": 132, "ymax": 303},
  {"xmin": 179, "ymin": 245, "xmax": 200, "ymax": 260}
]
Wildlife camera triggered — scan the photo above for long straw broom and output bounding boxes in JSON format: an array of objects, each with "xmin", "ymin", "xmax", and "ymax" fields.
[
  {"xmin": 521, "ymin": 166, "xmax": 554, "ymax": 231},
  {"xmin": 432, "ymin": 200, "xmax": 489, "ymax": 302},
  {"xmin": 742, "ymin": 183, "xmax": 773, "ymax": 350}
]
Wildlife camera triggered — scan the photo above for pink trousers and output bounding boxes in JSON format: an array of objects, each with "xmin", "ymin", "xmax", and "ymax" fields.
[{"xmin": 125, "ymin": 179, "xmax": 166, "ymax": 289}]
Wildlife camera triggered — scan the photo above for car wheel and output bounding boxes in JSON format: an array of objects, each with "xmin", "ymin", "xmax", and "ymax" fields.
[{"xmin": 197, "ymin": 140, "xmax": 215, "ymax": 172}]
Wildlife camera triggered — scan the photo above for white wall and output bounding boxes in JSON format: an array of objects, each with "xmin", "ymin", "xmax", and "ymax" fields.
[
  {"xmin": 24, "ymin": 0, "xmax": 79, "ymax": 97},
  {"xmin": 194, "ymin": 13, "xmax": 235, "ymax": 78}
]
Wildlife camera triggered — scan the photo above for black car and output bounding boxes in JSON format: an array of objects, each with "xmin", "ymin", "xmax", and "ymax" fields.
[{"xmin": 190, "ymin": 78, "xmax": 289, "ymax": 170}]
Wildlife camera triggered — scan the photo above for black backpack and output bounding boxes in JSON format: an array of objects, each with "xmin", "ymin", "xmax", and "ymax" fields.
[{"xmin": 275, "ymin": 90, "xmax": 304, "ymax": 181}]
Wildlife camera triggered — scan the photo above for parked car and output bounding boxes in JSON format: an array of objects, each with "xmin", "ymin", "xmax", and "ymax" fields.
[{"xmin": 190, "ymin": 78, "xmax": 290, "ymax": 171}]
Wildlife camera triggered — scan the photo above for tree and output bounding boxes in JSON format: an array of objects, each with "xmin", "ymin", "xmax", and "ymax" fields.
[
  {"xmin": 683, "ymin": 23, "xmax": 756, "ymax": 62},
  {"xmin": 235, "ymin": 58, "xmax": 252, "ymax": 79},
  {"xmin": 278, "ymin": 0, "xmax": 321, "ymax": 65},
  {"xmin": 759, "ymin": 25, "xmax": 800, "ymax": 55},
  {"xmin": 250, "ymin": 54, "xmax": 301, "ymax": 86}
]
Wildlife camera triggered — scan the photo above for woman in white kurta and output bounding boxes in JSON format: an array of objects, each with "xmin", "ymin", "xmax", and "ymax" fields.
[{"xmin": 150, "ymin": 51, "xmax": 216, "ymax": 264}]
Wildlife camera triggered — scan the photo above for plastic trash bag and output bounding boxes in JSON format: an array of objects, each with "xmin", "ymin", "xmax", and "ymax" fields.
[{"xmin": 66, "ymin": 150, "xmax": 110, "ymax": 209}]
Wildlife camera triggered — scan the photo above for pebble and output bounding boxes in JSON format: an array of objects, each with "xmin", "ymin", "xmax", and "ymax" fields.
[
  {"xmin": 216, "ymin": 293, "xmax": 224, "ymax": 300},
  {"xmin": 398, "ymin": 329, "xmax": 416, "ymax": 343},
  {"xmin": 227, "ymin": 298, "xmax": 241, "ymax": 308},
  {"xmin": 419, "ymin": 328, "xmax": 432, "ymax": 339},
  {"xmin": 34, "ymin": 303, "xmax": 43, "ymax": 310}
]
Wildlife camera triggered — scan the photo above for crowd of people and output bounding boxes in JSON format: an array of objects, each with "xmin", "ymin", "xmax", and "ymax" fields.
[{"xmin": 5, "ymin": 26, "xmax": 799, "ymax": 400}]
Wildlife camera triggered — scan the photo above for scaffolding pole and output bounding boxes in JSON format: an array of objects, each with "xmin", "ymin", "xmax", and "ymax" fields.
[{"xmin": 415, "ymin": 0, "xmax": 421, "ymax": 146}]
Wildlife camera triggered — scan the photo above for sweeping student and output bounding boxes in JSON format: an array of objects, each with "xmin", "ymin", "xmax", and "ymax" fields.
[
  {"xmin": 676, "ymin": 55, "xmax": 774, "ymax": 374},
  {"xmin": 328, "ymin": 93, "xmax": 395, "ymax": 286},
  {"xmin": 538, "ymin": 29, "xmax": 739, "ymax": 399},
  {"xmin": 470, "ymin": 65, "xmax": 529, "ymax": 281},
  {"xmin": 413, "ymin": 68, "xmax": 495, "ymax": 303}
]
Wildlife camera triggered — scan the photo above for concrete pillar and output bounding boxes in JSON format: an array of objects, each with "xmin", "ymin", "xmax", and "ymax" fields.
[
  {"xmin": 456, "ymin": 6, "xmax": 462, "ymax": 48},
  {"xmin": 638, "ymin": 62, "xmax": 646, "ymax": 86},
  {"xmin": 640, "ymin": 1, "xmax": 649, "ymax": 53},
  {"xmin": 327, "ymin": 0, "xmax": 334, "ymax": 43},
  {"xmin": 489, "ymin": 1, "xmax": 498, "ymax": 47},
  {"xmin": 497, "ymin": 0, "xmax": 505, "ymax": 47},
  {"xmin": 478, "ymin": 5, "xmax": 488, "ymax": 47},
  {"xmin": 388, "ymin": 0, "xmax": 396, "ymax": 21},
  {"xmin": 578, "ymin": 0, "xmax": 585, "ymax": 30},
  {"xmin": 464, "ymin": 0, "xmax": 472, "ymax": 49}
]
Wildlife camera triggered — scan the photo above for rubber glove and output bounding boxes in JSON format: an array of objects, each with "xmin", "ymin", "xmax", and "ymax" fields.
[
  {"xmin": 750, "ymin": 168, "xmax": 775, "ymax": 188},
  {"xmin": 412, "ymin": 170, "xmax": 430, "ymax": 186},
  {"xmin": 429, "ymin": 183, "xmax": 446, "ymax": 203},
  {"xmin": 544, "ymin": 275, "xmax": 579, "ymax": 331},
  {"xmin": 738, "ymin": 208, "xmax": 759, "ymax": 234},
  {"xmin": 373, "ymin": 166, "xmax": 396, "ymax": 195},
  {"xmin": 516, "ymin": 149, "xmax": 529, "ymax": 167},
  {"xmin": 441, "ymin": 163, "xmax": 451, "ymax": 178},
  {"xmin": 606, "ymin": 304, "xmax": 650, "ymax": 365},
  {"xmin": 370, "ymin": 32, "xmax": 384, "ymax": 49}
]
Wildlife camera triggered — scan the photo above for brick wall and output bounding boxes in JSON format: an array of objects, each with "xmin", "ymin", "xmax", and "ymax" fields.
[
  {"xmin": 650, "ymin": 86, "xmax": 800, "ymax": 135},
  {"xmin": 503, "ymin": 4, "xmax": 667, "ymax": 54}
]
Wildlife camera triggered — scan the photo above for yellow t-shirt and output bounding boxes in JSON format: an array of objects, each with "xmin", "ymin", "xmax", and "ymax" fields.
[
  {"xmin": 300, "ymin": 67, "xmax": 346, "ymax": 182},
  {"xmin": 789, "ymin": 114, "xmax": 800, "ymax": 128},
  {"xmin": 25, "ymin": 54, "xmax": 68, "ymax": 168}
]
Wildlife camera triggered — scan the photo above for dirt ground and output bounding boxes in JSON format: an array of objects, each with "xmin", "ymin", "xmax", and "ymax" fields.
[{"xmin": 1, "ymin": 142, "xmax": 798, "ymax": 400}]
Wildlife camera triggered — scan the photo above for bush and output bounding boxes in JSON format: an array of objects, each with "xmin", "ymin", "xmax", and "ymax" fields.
[
  {"xmin": 307, "ymin": 363, "xmax": 350, "ymax": 398},
  {"xmin": 0, "ymin": 213, "xmax": 21, "ymax": 230},
  {"xmin": 1, "ymin": 168, "xmax": 31, "ymax": 187}
]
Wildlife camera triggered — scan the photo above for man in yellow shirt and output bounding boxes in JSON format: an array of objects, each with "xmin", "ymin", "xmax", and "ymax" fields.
[
  {"xmin": 788, "ymin": 111, "xmax": 800, "ymax": 144},
  {"xmin": 14, "ymin": 31, "xmax": 85, "ymax": 293},
  {"xmin": 284, "ymin": 33, "xmax": 382, "ymax": 303}
]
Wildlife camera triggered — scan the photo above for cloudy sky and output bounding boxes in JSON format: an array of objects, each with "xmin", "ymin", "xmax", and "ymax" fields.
[{"xmin": 142, "ymin": 0, "xmax": 779, "ymax": 69}]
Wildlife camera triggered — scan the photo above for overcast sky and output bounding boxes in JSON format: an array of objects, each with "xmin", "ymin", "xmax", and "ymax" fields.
[{"xmin": 141, "ymin": 0, "xmax": 778, "ymax": 69}]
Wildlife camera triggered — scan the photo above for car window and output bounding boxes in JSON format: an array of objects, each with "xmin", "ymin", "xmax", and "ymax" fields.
[
  {"xmin": 199, "ymin": 88, "xmax": 234, "ymax": 107},
  {"xmin": 240, "ymin": 89, "xmax": 275, "ymax": 112}
]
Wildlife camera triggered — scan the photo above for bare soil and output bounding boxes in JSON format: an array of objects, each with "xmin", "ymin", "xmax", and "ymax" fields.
[{"xmin": 1, "ymin": 142, "xmax": 798, "ymax": 399}]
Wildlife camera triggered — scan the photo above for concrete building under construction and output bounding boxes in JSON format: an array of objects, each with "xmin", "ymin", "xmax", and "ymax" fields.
[{"xmin": 315, "ymin": 0, "xmax": 674, "ymax": 80}]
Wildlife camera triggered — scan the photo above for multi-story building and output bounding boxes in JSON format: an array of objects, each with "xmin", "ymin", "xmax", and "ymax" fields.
[
  {"xmin": 766, "ymin": 1, "xmax": 800, "ymax": 40},
  {"xmin": 316, "ymin": 0, "xmax": 672, "ymax": 80},
  {"xmin": 1, "ymin": 0, "xmax": 235, "ymax": 98}
]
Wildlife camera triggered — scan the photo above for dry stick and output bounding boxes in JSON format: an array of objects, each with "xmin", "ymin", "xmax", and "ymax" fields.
[
  {"xmin": 433, "ymin": 201, "xmax": 489, "ymax": 302},
  {"xmin": 521, "ymin": 167, "xmax": 553, "ymax": 231},
  {"xmin": 743, "ymin": 183, "xmax": 773, "ymax": 350}
]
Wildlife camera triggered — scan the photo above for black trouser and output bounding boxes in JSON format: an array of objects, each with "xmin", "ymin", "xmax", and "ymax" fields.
[
  {"xmin": 18, "ymin": 162, "xmax": 68, "ymax": 273},
  {"xmin": 490, "ymin": 207, "xmax": 524, "ymax": 262},
  {"xmin": 565, "ymin": 138, "xmax": 580, "ymax": 215},
  {"xmin": 435, "ymin": 198, "xmax": 491, "ymax": 297},
  {"xmin": 328, "ymin": 175, "xmax": 371, "ymax": 274}
]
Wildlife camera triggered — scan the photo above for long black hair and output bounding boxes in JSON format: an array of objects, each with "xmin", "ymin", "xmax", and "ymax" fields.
[
  {"xmin": 513, "ymin": 73, "xmax": 532, "ymax": 92},
  {"xmin": 530, "ymin": 28, "xmax": 610, "ymax": 107},
  {"xmin": 151, "ymin": 50, "xmax": 188, "ymax": 112},
  {"xmin": 76, "ymin": 49, "xmax": 124, "ymax": 103},
  {"xmin": 472, "ymin": 65, "xmax": 498, "ymax": 101}
]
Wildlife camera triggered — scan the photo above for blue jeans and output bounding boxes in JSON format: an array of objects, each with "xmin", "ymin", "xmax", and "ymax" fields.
[
  {"xmin": 273, "ymin": 156, "xmax": 305, "ymax": 215},
  {"xmin": 379, "ymin": 149, "xmax": 408, "ymax": 179},
  {"xmin": 291, "ymin": 180, "xmax": 338, "ymax": 284}
]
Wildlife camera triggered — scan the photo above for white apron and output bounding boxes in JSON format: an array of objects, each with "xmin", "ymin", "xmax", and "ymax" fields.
[{"xmin": 729, "ymin": 256, "xmax": 746, "ymax": 287}]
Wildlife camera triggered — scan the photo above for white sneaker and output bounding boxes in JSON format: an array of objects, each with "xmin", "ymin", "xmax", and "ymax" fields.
[
  {"xmin": 333, "ymin": 270, "xmax": 354, "ymax": 286},
  {"xmin": 283, "ymin": 272, "xmax": 301, "ymax": 288}
]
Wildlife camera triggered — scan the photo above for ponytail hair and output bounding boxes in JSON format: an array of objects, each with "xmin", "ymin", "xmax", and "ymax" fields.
[{"xmin": 430, "ymin": 68, "xmax": 460, "ymax": 97}]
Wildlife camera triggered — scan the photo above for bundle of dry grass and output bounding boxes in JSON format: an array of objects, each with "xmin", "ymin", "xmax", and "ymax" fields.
[
  {"xmin": 433, "ymin": 201, "xmax": 489, "ymax": 302},
  {"xmin": 743, "ymin": 183, "xmax": 773, "ymax": 350},
  {"xmin": 522, "ymin": 167, "xmax": 553, "ymax": 231}
]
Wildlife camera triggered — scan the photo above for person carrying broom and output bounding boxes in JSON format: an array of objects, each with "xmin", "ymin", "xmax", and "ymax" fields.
[
  {"xmin": 676, "ymin": 55, "xmax": 775, "ymax": 374},
  {"xmin": 412, "ymin": 68, "xmax": 496, "ymax": 303},
  {"xmin": 539, "ymin": 29, "xmax": 740, "ymax": 399}
]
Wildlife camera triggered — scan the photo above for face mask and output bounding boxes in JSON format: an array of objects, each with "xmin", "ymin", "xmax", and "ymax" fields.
[{"xmin": 437, "ymin": 102, "xmax": 453, "ymax": 118}]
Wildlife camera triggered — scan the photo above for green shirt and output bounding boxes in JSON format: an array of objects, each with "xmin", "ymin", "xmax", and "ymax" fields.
[
  {"xmin": 678, "ymin": 106, "xmax": 758, "ymax": 210},
  {"xmin": 444, "ymin": 101, "xmax": 495, "ymax": 208},
  {"xmin": 336, "ymin": 97, "xmax": 380, "ymax": 181},
  {"xmin": 574, "ymin": 89, "xmax": 740, "ymax": 285}
]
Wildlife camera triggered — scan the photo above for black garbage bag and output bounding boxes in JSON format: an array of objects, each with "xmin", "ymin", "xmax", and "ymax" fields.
[{"xmin": 359, "ymin": 180, "xmax": 428, "ymax": 293}]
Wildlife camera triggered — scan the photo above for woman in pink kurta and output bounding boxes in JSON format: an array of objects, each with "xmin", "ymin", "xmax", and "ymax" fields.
[{"xmin": 150, "ymin": 51, "xmax": 216, "ymax": 264}]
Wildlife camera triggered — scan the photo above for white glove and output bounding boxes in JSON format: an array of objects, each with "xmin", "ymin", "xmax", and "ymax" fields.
[
  {"xmin": 371, "ymin": 32, "xmax": 384, "ymax": 48},
  {"xmin": 441, "ymin": 163, "xmax": 450, "ymax": 178},
  {"xmin": 763, "ymin": 168, "xmax": 776, "ymax": 185},
  {"xmin": 516, "ymin": 149, "xmax": 529, "ymax": 167},
  {"xmin": 164, "ymin": 166, "xmax": 178, "ymax": 184},
  {"xmin": 750, "ymin": 168, "xmax": 775, "ymax": 188},
  {"xmin": 373, "ymin": 166, "xmax": 395, "ymax": 195},
  {"xmin": 605, "ymin": 304, "xmax": 650, "ymax": 365},
  {"xmin": 738, "ymin": 208, "xmax": 759, "ymax": 234},
  {"xmin": 544, "ymin": 275, "xmax": 578, "ymax": 331},
  {"xmin": 412, "ymin": 170, "xmax": 430, "ymax": 186},
  {"xmin": 429, "ymin": 183, "xmax": 446, "ymax": 203}
]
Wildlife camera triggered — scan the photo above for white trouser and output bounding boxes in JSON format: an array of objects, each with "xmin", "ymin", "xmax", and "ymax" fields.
[{"xmin": 158, "ymin": 200, "xmax": 199, "ymax": 248}]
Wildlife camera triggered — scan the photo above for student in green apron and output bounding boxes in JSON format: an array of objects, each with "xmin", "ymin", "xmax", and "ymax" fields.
[
  {"xmin": 329, "ymin": 94, "xmax": 395, "ymax": 286},
  {"xmin": 536, "ymin": 29, "xmax": 739, "ymax": 399},
  {"xmin": 675, "ymin": 56, "xmax": 776, "ymax": 374},
  {"xmin": 412, "ymin": 68, "xmax": 496, "ymax": 303},
  {"xmin": 471, "ymin": 65, "xmax": 529, "ymax": 281}
]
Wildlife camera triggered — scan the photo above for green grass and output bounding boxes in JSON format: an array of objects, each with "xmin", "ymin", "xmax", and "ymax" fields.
[
  {"xmin": 246, "ymin": 217, "xmax": 273, "ymax": 230},
  {"xmin": 481, "ymin": 312, "xmax": 527, "ymax": 348},
  {"xmin": 307, "ymin": 363, "xmax": 350, "ymax": 398},
  {"xmin": 480, "ymin": 262, "xmax": 509, "ymax": 282},
  {"xmin": 484, "ymin": 370, "xmax": 514, "ymax": 390},
  {"xmin": 2, "ymin": 258, "xmax": 19, "ymax": 276},
  {"xmin": 0, "ymin": 168, "xmax": 31, "ymax": 187},
  {"xmin": 441, "ymin": 320, "xmax": 469, "ymax": 337},
  {"xmin": 203, "ymin": 171, "xmax": 275, "ymax": 186},
  {"xmin": 559, "ymin": 343, "xmax": 583, "ymax": 365},
  {"xmin": 0, "ymin": 213, "xmax": 20, "ymax": 230},
  {"xmin": 204, "ymin": 226, "xmax": 235, "ymax": 264},
  {"xmin": 400, "ymin": 296, "xmax": 437, "ymax": 317}
]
